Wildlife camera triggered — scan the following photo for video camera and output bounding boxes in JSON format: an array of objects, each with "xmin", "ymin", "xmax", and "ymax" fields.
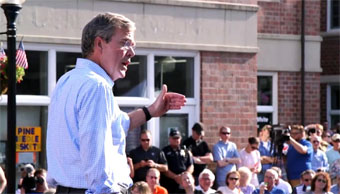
[{"xmin": 269, "ymin": 124, "xmax": 290, "ymax": 157}]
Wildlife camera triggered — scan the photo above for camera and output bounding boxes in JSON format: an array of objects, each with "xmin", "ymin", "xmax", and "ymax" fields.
[{"xmin": 270, "ymin": 124, "xmax": 290, "ymax": 157}]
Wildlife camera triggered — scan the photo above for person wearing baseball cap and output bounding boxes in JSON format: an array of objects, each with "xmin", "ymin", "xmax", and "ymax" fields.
[
  {"xmin": 161, "ymin": 128, "xmax": 193, "ymax": 193},
  {"xmin": 182, "ymin": 122, "xmax": 213, "ymax": 185}
]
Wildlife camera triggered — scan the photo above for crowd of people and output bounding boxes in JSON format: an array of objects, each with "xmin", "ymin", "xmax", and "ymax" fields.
[{"xmin": 125, "ymin": 122, "xmax": 340, "ymax": 194}]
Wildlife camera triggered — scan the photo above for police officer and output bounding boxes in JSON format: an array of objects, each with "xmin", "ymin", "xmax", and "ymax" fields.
[
  {"xmin": 161, "ymin": 128, "xmax": 194, "ymax": 193},
  {"xmin": 129, "ymin": 129, "xmax": 168, "ymax": 182},
  {"xmin": 182, "ymin": 122, "xmax": 213, "ymax": 185}
]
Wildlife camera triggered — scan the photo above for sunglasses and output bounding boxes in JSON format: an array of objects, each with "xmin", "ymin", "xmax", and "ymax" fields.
[
  {"xmin": 141, "ymin": 139, "xmax": 150, "ymax": 142},
  {"xmin": 221, "ymin": 132, "xmax": 231, "ymax": 135},
  {"xmin": 251, "ymin": 146, "xmax": 259, "ymax": 150},
  {"xmin": 333, "ymin": 139, "xmax": 340, "ymax": 143},
  {"xmin": 228, "ymin": 177, "xmax": 239, "ymax": 181},
  {"xmin": 304, "ymin": 178, "xmax": 311, "ymax": 182},
  {"xmin": 317, "ymin": 179, "xmax": 326, "ymax": 183},
  {"xmin": 312, "ymin": 141, "xmax": 320, "ymax": 144}
]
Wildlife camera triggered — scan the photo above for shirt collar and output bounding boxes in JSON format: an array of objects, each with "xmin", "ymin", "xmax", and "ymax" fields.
[{"xmin": 76, "ymin": 58, "xmax": 115, "ymax": 87}]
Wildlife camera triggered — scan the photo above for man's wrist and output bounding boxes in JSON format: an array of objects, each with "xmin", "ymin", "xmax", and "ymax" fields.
[{"xmin": 142, "ymin": 107, "xmax": 152, "ymax": 121}]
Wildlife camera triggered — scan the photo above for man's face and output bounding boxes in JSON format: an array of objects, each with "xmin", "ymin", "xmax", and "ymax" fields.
[
  {"xmin": 98, "ymin": 28, "xmax": 135, "ymax": 81},
  {"xmin": 146, "ymin": 170, "xmax": 159, "ymax": 188},
  {"xmin": 264, "ymin": 171, "xmax": 276, "ymax": 188},
  {"xmin": 290, "ymin": 129, "xmax": 302, "ymax": 141},
  {"xmin": 199, "ymin": 174, "xmax": 213, "ymax": 191},
  {"xmin": 169, "ymin": 136, "xmax": 181, "ymax": 148},
  {"xmin": 220, "ymin": 128, "xmax": 231, "ymax": 142},
  {"xmin": 301, "ymin": 174, "xmax": 313, "ymax": 186},
  {"xmin": 332, "ymin": 138, "xmax": 340, "ymax": 150},
  {"xmin": 140, "ymin": 133, "xmax": 151, "ymax": 150},
  {"xmin": 311, "ymin": 137, "xmax": 321, "ymax": 150},
  {"xmin": 192, "ymin": 130, "xmax": 203, "ymax": 141}
]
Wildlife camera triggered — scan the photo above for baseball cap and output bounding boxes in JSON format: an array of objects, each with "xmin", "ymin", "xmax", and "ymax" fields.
[
  {"xmin": 169, "ymin": 128, "xmax": 181, "ymax": 138},
  {"xmin": 332, "ymin": 133, "xmax": 340, "ymax": 142},
  {"xmin": 192, "ymin": 122, "xmax": 204, "ymax": 135}
]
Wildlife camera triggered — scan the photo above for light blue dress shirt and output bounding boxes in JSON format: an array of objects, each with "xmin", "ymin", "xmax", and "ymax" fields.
[{"xmin": 47, "ymin": 58, "xmax": 131, "ymax": 194}]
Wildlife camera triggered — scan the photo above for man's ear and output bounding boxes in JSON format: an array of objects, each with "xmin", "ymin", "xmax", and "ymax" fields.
[{"xmin": 94, "ymin": 37, "xmax": 103, "ymax": 51}]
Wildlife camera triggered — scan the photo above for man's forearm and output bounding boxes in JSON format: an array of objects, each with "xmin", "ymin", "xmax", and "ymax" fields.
[
  {"xmin": 289, "ymin": 137, "xmax": 307, "ymax": 154},
  {"xmin": 128, "ymin": 108, "xmax": 148, "ymax": 130}
]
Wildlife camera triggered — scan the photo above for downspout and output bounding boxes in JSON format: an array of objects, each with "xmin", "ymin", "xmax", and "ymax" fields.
[{"xmin": 301, "ymin": 0, "xmax": 305, "ymax": 125}]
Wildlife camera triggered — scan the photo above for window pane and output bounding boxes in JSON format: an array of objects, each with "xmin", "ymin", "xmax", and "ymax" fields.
[
  {"xmin": 257, "ymin": 112, "xmax": 272, "ymax": 133},
  {"xmin": 16, "ymin": 51, "xmax": 48, "ymax": 95},
  {"xmin": 257, "ymin": 76, "xmax": 272, "ymax": 105},
  {"xmin": 114, "ymin": 55, "xmax": 147, "ymax": 97},
  {"xmin": 155, "ymin": 56, "xmax": 194, "ymax": 97},
  {"xmin": 57, "ymin": 52, "xmax": 82, "ymax": 80},
  {"xmin": 159, "ymin": 114, "xmax": 188, "ymax": 149},
  {"xmin": 331, "ymin": 85, "xmax": 340, "ymax": 110},
  {"xmin": 331, "ymin": 0, "xmax": 340, "ymax": 29},
  {"xmin": 331, "ymin": 114, "xmax": 340, "ymax": 129}
]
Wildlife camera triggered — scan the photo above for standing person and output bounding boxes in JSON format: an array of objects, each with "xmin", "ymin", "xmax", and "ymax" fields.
[
  {"xmin": 326, "ymin": 134, "xmax": 340, "ymax": 168},
  {"xmin": 286, "ymin": 125, "xmax": 313, "ymax": 188},
  {"xmin": 305, "ymin": 172, "xmax": 332, "ymax": 194},
  {"xmin": 310, "ymin": 136, "xmax": 329, "ymax": 172},
  {"xmin": 129, "ymin": 129, "xmax": 168, "ymax": 182},
  {"xmin": 238, "ymin": 137, "xmax": 262, "ymax": 186},
  {"xmin": 217, "ymin": 171, "xmax": 243, "ymax": 194},
  {"xmin": 213, "ymin": 126, "xmax": 241, "ymax": 187},
  {"xmin": 252, "ymin": 169, "xmax": 285, "ymax": 194},
  {"xmin": 34, "ymin": 168, "xmax": 49, "ymax": 194},
  {"xmin": 145, "ymin": 168, "xmax": 168, "ymax": 194},
  {"xmin": 292, "ymin": 170, "xmax": 316, "ymax": 194},
  {"xmin": 161, "ymin": 129, "xmax": 193, "ymax": 193},
  {"xmin": 0, "ymin": 166, "xmax": 6, "ymax": 194},
  {"xmin": 195, "ymin": 169, "xmax": 216, "ymax": 194},
  {"xmin": 258, "ymin": 125, "xmax": 274, "ymax": 184},
  {"xmin": 46, "ymin": 12, "xmax": 186, "ymax": 194},
  {"xmin": 182, "ymin": 122, "xmax": 213, "ymax": 184}
]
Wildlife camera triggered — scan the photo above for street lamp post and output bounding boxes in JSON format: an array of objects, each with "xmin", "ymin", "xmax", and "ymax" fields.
[{"xmin": 0, "ymin": 0, "xmax": 25, "ymax": 192}]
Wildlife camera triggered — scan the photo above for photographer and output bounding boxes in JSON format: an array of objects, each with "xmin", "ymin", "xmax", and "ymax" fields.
[
  {"xmin": 286, "ymin": 125, "xmax": 313, "ymax": 188},
  {"xmin": 34, "ymin": 168, "xmax": 48, "ymax": 194}
]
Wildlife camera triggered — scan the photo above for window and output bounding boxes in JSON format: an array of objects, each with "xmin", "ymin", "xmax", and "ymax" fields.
[
  {"xmin": 158, "ymin": 114, "xmax": 188, "ymax": 149},
  {"xmin": 328, "ymin": 84, "xmax": 340, "ymax": 129},
  {"xmin": 56, "ymin": 52, "xmax": 82, "ymax": 80},
  {"xmin": 257, "ymin": 72, "xmax": 278, "ymax": 131},
  {"xmin": 328, "ymin": 0, "xmax": 340, "ymax": 31}
]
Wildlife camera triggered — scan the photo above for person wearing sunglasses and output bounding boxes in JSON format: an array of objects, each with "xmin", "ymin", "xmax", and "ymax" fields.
[
  {"xmin": 238, "ymin": 137, "xmax": 262, "ymax": 187},
  {"xmin": 330, "ymin": 172, "xmax": 340, "ymax": 194},
  {"xmin": 310, "ymin": 136, "xmax": 329, "ymax": 172},
  {"xmin": 213, "ymin": 126, "xmax": 241, "ymax": 187},
  {"xmin": 326, "ymin": 134, "xmax": 340, "ymax": 168},
  {"xmin": 253, "ymin": 169, "xmax": 285, "ymax": 194},
  {"xmin": 306, "ymin": 172, "xmax": 332, "ymax": 194},
  {"xmin": 129, "ymin": 129, "xmax": 168, "ymax": 182},
  {"xmin": 292, "ymin": 169, "xmax": 316, "ymax": 194},
  {"xmin": 217, "ymin": 171, "xmax": 243, "ymax": 194}
]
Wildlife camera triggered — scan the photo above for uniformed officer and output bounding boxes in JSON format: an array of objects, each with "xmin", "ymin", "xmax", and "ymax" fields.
[
  {"xmin": 182, "ymin": 122, "xmax": 213, "ymax": 184},
  {"xmin": 129, "ymin": 129, "xmax": 168, "ymax": 182},
  {"xmin": 161, "ymin": 128, "xmax": 194, "ymax": 193}
]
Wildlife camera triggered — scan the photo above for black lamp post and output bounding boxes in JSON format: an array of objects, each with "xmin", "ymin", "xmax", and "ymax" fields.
[{"xmin": 0, "ymin": 0, "xmax": 25, "ymax": 192}]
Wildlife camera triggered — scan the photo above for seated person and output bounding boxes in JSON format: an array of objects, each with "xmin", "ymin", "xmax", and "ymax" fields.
[
  {"xmin": 292, "ymin": 169, "xmax": 315, "ymax": 194},
  {"xmin": 195, "ymin": 169, "xmax": 216, "ymax": 194},
  {"xmin": 253, "ymin": 169, "xmax": 285, "ymax": 194}
]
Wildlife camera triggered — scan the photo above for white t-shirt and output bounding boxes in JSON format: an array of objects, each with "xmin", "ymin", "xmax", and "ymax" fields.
[{"xmin": 238, "ymin": 148, "xmax": 261, "ymax": 186}]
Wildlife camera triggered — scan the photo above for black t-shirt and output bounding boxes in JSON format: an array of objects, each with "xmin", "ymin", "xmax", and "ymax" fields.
[
  {"xmin": 162, "ymin": 145, "xmax": 193, "ymax": 174},
  {"xmin": 129, "ymin": 146, "xmax": 167, "ymax": 182},
  {"xmin": 182, "ymin": 136, "xmax": 211, "ymax": 177}
]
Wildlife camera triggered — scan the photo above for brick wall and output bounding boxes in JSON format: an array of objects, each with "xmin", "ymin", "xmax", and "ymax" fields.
[
  {"xmin": 258, "ymin": 0, "xmax": 320, "ymax": 35},
  {"xmin": 200, "ymin": 52, "xmax": 258, "ymax": 150},
  {"xmin": 278, "ymin": 72, "xmax": 320, "ymax": 125}
]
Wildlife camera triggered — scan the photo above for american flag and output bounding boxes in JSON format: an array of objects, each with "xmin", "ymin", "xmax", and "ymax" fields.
[{"xmin": 16, "ymin": 40, "xmax": 28, "ymax": 69}]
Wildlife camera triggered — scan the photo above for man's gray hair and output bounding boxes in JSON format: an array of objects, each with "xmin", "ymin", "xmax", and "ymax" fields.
[
  {"xmin": 198, "ymin": 168, "xmax": 215, "ymax": 182},
  {"xmin": 81, "ymin": 12, "xmax": 136, "ymax": 58}
]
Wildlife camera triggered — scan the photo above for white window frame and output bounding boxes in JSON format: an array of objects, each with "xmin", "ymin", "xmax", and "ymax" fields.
[
  {"xmin": 327, "ymin": 0, "xmax": 340, "ymax": 32},
  {"xmin": 257, "ymin": 72, "xmax": 278, "ymax": 125},
  {"xmin": 0, "ymin": 43, "xmax": 200, "ymax": 148},
  {"xmin": 327, "ymin": 84, "xmax": 340, "ymax": 128}
]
